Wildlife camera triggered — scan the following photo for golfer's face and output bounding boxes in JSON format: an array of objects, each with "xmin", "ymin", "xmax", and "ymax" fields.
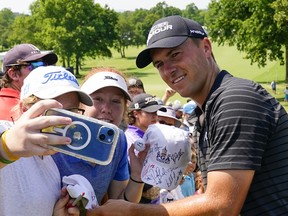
[{"xmin": 151, "ymin": 38, "xmax": 212, "ymax": 101}]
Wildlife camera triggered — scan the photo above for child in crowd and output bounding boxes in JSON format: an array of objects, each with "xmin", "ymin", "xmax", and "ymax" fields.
[
  {"xmin": 125, "ymin": 93, "xmax": 163, "ymax": 204},
  {"xmin": 52, "ymin": 67, "xmax": 148, "ymax": 208},
  {"xmin": 284, "ymin": 86, "xmax": 288, "ymax": 102}
]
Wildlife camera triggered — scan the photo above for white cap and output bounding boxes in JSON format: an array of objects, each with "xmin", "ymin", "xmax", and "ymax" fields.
[
  {"xmin": 81, "ymin": 71, "xmax": 131, "ymax": 101},
  {"xmin": 20, "ymin": 66, "xmax": 93, "ymax": 106},
  {"xmin": 157, "ymin": 106, "xmax": 182, "ymax": 128},
  {"xmin": 141, "ymin": 124, "xmax": 191, "ymax": 190},
  {"xmin": 172, "ymin": 100, "xmax": 182, "ymax": 111}
]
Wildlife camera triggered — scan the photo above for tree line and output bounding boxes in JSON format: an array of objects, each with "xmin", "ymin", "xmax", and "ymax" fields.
[
  {"xmin": 0, "ymin": 0, "xmax": 205, "ymax": 75},
  {"xmin": 1, "ymin": 0, "xmax": 288, "ymax": 80}
]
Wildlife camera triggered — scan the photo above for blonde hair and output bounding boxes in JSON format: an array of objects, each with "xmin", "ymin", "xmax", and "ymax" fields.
[{"xmin": 11, "ymin": 95, "xmax": 41, "ymax": 121}]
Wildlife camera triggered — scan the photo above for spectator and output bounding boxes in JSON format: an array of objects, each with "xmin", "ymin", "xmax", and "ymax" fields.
[
  {"xmin": 182, "ymin": 100, "xmax": 197, "ymax": 133},
  {"xmin": 172, "ymin": 100, "xmax": 183, "ymax": 120},
  {"xmin": 0, "ymin": 65, "xmax": 92, "ymax": 216},
  {"xmin": 0, "ymin": 44, "xmax": 58, "ymax": 121},
  {"xmin": 52, "ymin": 67, "xmax": 148, "ymax": 207},
  {"xmin": 270, "ymin": 80, "xmax": 276, "ymax": 94},
  {"xmin": 87, "ymin": 15, "xmax": 288, "ymax": 216},
  {"xmin": 284, "ymin": 86, "xmax": 288, "ymax": 102},
  {"xmin": 194, "ymin": 170, "xmax": 204, "ymax": 195},
  {"xmin": 161, "ymin": 87, "xmax": 176, "ymax": 105},
  {"xmin": 127, "ymin": 76, "xmax": 145, "ymax": 98},
  {"xmin": 157, "ymin": 105, "xmax": 182, "ymax": 128},
  {"xmin": 125, "ymin": 93, "xmax": 163, "ymax": 204},
  {"xmin": 180, "ymin": 149, "xmax": 197, "ymax": 198}
]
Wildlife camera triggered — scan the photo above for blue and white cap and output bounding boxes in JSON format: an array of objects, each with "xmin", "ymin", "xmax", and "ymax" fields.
[{"xmin": 20, "ymin": 65, "xmax": 93, "ymax": 106}]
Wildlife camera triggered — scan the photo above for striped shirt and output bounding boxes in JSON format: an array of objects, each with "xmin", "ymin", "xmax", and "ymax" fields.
[{"xmin": 196, "ymin": 70, "xmax": 288, "ymax": 215}]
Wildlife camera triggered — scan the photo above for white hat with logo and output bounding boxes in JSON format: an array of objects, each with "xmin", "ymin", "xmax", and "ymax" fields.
[
  {"xmin": 141, "ymin": 124, "xmax": 191, "ymax": 190},
  {"xmin": 81, "ymin": 71, "xmax": 131, "ymax": 101},
  {"xmin": 20, "ymin": 65, "xmax": 93, "ymax": 106}
]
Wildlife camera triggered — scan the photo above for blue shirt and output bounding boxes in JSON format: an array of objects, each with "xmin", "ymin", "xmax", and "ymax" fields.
[
  {"xmin": 180, "ymin": 173, "xmax": 195, "ymax": 197},
  {"xmin": 52, "ymin": 129, "xmax": 129, "ymax": 202}
]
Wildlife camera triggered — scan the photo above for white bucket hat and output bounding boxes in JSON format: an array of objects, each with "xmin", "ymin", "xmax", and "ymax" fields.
[
  {"xmin": 20, "ymin": 65, "xmax": 93, "ymax": 106},
  {"xmin": 141, "ymin": 124, "xmax": 191, "ymax": 190}
]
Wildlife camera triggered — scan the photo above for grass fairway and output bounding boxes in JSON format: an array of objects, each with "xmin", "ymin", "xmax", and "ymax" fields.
[{"xmin": 80, "ymin": 44, "xmax": 288, "ymax": 110}]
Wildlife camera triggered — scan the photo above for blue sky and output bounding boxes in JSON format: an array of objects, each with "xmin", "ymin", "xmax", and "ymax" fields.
[{"xmin": 0, "ymin": 0, "xmax": 211, "ymax": 14}]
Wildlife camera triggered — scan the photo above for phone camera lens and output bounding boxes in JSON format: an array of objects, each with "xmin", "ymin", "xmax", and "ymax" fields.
[
  {"xmin": 107, "ymin": 129, "xmax": 114, "ymax": 136},
  {"xmin": 99, "ymin": 134, "xmax": 106, "ymax": 141}
]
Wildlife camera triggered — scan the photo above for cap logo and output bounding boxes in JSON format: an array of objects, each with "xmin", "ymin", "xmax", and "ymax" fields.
[
  {"xmin": 190, "ymin": 29, "xmax": 205, "ymax": 36},
  {"xmin": 27, "ymin": 44, "xmax": 41, "ymax": 54},
  {"xmin": 145, "ymin": 96, "xmax": 156, "ymax": 104},
  {"xmin": 147, "ymin": 21, "xmax": 172, "ymax": 45},
  {"xmin": 134, "ymin": 103, "xmax": 140, "ymax": 109},
  {"xmin": 104, "ymin": 75, "xmax": 118, "ymax": 82},
  {"xmin": 42, "ymin": 71, "xmax": 78, "ymax": 85}
]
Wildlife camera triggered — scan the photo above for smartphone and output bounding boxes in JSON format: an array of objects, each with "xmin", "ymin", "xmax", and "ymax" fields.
[{"xmin": 42, "ymin": 108, "xmax": 119, "ymax": 165}]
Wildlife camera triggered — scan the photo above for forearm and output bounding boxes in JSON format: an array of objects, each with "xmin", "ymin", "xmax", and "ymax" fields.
[
  {"xmin": 130, "ymin": 194, "xmax": 221, "ymax": 216},
  {"xmin": 120, "ymin": 177, "xmax": 144, "ymax": 203}
]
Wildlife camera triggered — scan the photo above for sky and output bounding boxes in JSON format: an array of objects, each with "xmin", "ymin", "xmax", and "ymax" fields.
[{"xmin": 0, "ymin": 0, "xmax": 211, "ymax": 14}]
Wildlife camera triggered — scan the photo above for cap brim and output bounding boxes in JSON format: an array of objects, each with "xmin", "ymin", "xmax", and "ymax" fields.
[
  {"xmin": 34, "ymin": 86, "xmax": 93, "ymax": 106},
  {"xmin": 157, "ymin": 112, "xmax": 182, "ymax": 128},
  {"xmin": 136, "ymin": 36, "xmax": 188, "ymax": 68},
  {"xmin": 141, "ymin": 104, "xmax": 163, "ymax": 113},
  {"xmin": 24, "ymin": 52, "xmax": 58, "ymax": 65}
]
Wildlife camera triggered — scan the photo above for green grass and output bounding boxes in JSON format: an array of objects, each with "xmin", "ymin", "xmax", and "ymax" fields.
[{"xmin": 79, "ymin": 44, "xmax": 288, "ymax": 110}]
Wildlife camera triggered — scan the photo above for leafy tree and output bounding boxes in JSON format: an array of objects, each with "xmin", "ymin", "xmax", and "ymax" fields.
[
  {"xmin": 131, "ymin": 9, "xmax": 150, "ymax": 47},
  {"xmin": 182, "ymin": 3, "xmax": 205, "ymax": 25},
  {"xmin": 206, "ymin": 0, "xmax": 288, "ymax": 80},
  {"xmin": 150, "ymin": 2, "xmax": 182, "ymax": 17},
  {"xmin": 8, "ymin": 15, "xmax": 38, "ymax": 46},
  {"xmin": 271, "ymin": 0, "xmax": 288, "ymax": 81},
  {"xmin": 30, "ymin": 0, "xmax": 118, "ymax": 76},
  {"xmin": 132, "ymin": 2, "xmax": 182, "ymax": 47},
  {"xmin": 114, "ymin": 12, "xmax": 134, "ymax": 58},
  {"xmin": 0, "ymin": 9, "xmax": 16, "ymax": 50}
]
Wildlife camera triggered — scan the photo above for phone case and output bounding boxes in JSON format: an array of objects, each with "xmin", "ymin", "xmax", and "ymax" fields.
[{"xmin": 42, "ymin": 108, "xmax": 119, "ymax": 165}]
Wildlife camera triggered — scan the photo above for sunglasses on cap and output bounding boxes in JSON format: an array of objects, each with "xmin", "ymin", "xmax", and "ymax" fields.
[{"xmin": 6, "ymin": 61, "xmax": 47, "ymax": 71}]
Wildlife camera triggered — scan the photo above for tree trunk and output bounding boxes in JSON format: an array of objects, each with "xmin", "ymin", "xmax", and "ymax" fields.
[{"xmin": 75, "ymin": 56, "xmax": 80, "ymax": 76}]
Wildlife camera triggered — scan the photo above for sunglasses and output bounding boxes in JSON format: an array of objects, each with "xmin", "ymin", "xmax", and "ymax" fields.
[
  {"xmin": 6, "ymin": 61, "xmax": 47, "ymax": 71},
  {"xmin": 27, "ymin": 61, "xmax": 47, "ymax": 71}
]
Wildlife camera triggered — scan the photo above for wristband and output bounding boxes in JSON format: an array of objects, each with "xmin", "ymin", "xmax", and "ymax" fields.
[
  {"xmin": 0, "ymin": 156, "xmax": 15, "ymax": 164},
  {"xmin": 1, "ymin": 130, "xmax": 19, "ymax": 161},
  {"xmin": 123, "ymin": 192, "xmax": 129, "ymax": 201},
  {"xmin": 130, "ymin": 176, "xmax": 144, "ymax": 184}
]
